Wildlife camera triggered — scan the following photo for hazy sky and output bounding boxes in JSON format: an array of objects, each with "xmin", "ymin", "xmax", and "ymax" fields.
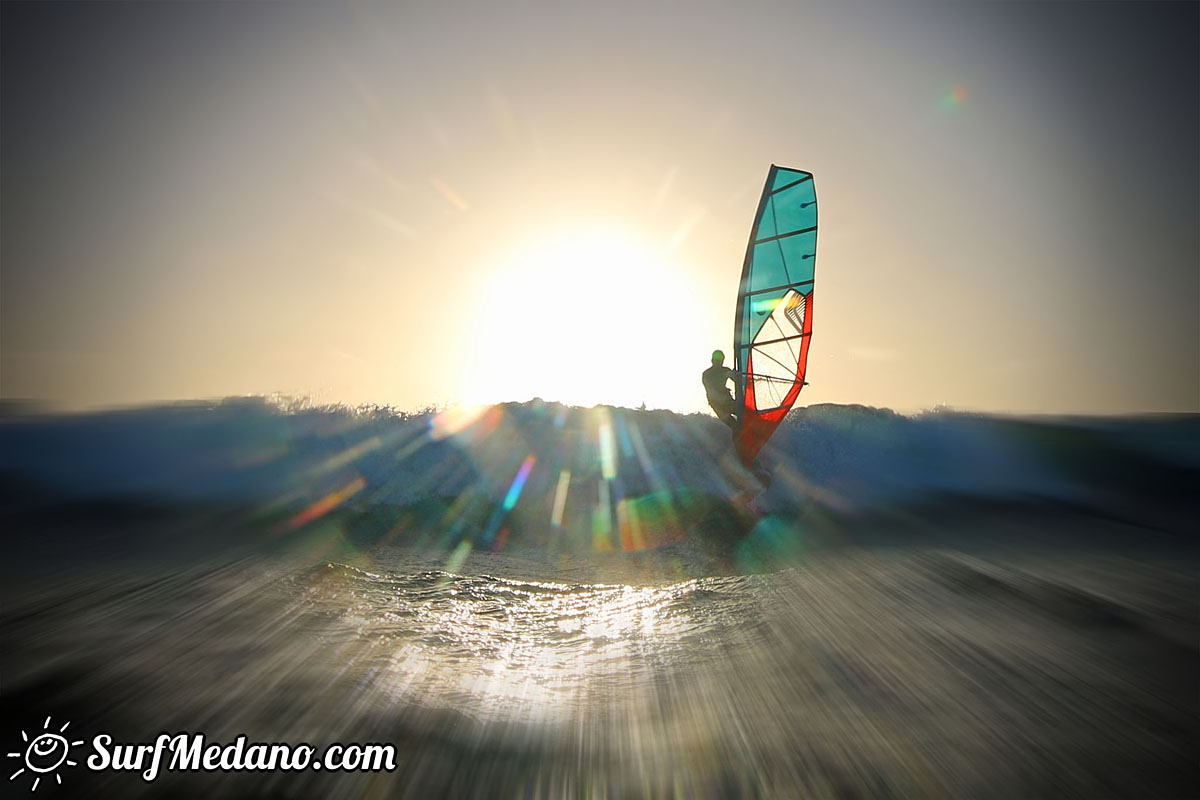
[{"xmin": 3, "ymin": 0, "xmax": 1196, "ymax": 415}]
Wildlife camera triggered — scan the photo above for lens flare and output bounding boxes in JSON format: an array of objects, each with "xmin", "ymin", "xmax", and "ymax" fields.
[
  {"xmin": 550, "ymin": 469, "xmax": 571, "ymax": 529},
  {"xmin": 941, "ymin": 83, "xmax": 968, "ymax": 109},
  {"xmin": 288, "ymin": 477, "xmax": 367, "ymax": 529},
  {"xmin": 502, "ymin": 455, "xmax": 537, "ymax": 512}
]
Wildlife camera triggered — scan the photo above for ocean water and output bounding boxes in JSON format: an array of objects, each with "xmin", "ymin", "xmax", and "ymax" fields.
[
  {"xmin": 2, "ymin": 401, "xmax": 1197, "ymax": 797},
  {"xmin": 4, "ymin": 542, "xmax": 1197, "ymax": 799}
]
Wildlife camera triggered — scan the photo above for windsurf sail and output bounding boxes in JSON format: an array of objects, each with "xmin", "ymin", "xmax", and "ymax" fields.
[{"xmin": 733, "ymin": 165, "xmax": 817, "ymax": 466}]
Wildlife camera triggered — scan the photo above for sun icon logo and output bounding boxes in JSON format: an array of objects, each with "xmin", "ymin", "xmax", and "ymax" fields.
[{"xmin": 7, "ymin": 717, "xmax": 83, "ymax": 792}]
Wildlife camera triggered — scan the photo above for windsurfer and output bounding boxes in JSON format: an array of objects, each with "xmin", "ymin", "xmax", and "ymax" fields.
[{"xmin": 703, "ymin": 350, "xmax": 739, "ymax": 433}]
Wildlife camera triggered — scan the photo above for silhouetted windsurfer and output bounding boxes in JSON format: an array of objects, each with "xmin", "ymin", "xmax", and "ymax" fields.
[{"xmin": 703, "ymin": 350, "xmax": 739, "ymax": 433}]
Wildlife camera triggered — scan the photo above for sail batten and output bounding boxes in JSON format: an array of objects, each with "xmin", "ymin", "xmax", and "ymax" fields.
[
  {"xmin": 753, "ymin": 225, "xmax": 818, "ymax": 245},
  {"xmin": 733, "ymin": 165, "xmax": 817, "ymax": 466}
]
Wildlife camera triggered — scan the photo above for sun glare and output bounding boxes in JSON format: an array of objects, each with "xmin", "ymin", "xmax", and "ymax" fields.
[{"xmin": 461, "ymin": 226, "xmax": 707, "ymax": 410}]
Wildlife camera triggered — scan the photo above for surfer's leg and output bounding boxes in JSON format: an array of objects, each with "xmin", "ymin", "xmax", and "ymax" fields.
[
  {"xmin": 709, "ymin": 400, "xmax": 735, "ymax": 430},
  {"xmin": 711, "ymin": 398, "xmax": 737, "ymax": 434}
]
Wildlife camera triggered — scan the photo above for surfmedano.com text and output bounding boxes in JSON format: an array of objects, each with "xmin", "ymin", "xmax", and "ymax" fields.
[{"xmin": 87, "ymin": 733, "xmax": 397, "ymax": 782}]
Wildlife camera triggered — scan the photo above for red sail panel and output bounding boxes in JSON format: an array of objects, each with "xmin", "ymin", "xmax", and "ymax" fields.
[{"xmin": 736, "ymin": 292, "xmax": 813, "ymax": 465}]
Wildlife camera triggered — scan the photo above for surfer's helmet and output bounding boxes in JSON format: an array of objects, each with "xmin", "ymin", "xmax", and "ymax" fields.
[{"xmin": 711, "ymin": 350, "xmax": 725, "ymax": 364}]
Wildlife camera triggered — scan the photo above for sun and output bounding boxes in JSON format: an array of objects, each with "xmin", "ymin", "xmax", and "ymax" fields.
[
  {"xmin": 460, "ymin": 224, "xmax": 710, "ymax": 410},
  {"xmin": 8, "ymin": 717, "xmax": 83, "ymax": 792}
]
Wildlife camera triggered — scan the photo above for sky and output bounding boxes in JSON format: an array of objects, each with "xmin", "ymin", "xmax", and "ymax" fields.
[{"xmin": 2, "ymin": 0, "xmax": 1197, "ymax": 416}]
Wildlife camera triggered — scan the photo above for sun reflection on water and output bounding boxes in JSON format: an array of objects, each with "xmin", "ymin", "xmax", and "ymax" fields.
[{"xmin": 352, "ymin": 570, "xmax": 735, "ymax": 722}]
